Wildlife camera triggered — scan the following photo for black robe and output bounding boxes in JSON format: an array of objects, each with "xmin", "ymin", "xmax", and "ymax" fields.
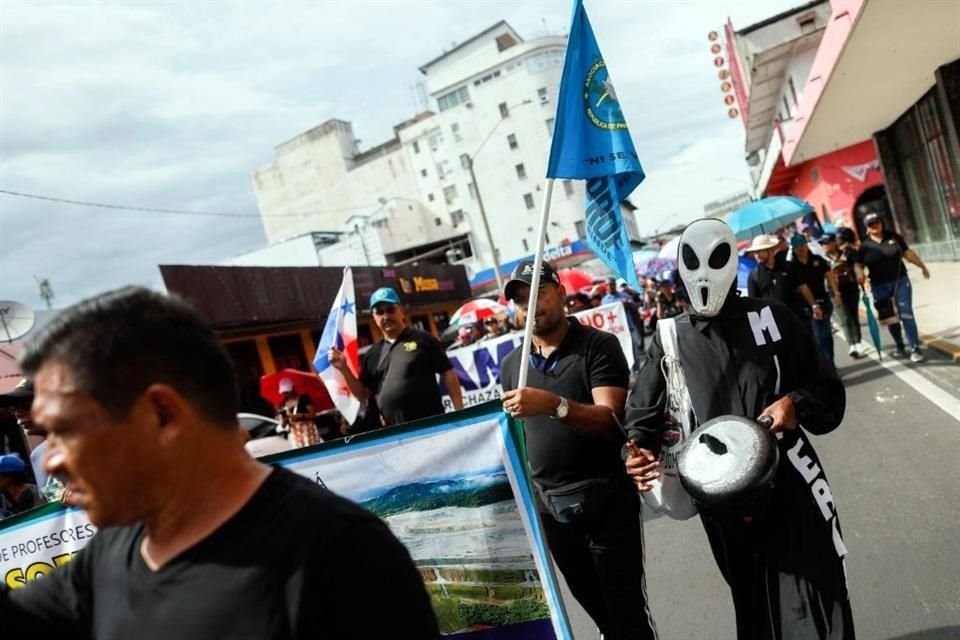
[{"xmin": 626, "ymin": 294, "xmax": 855, "ymax": 640}]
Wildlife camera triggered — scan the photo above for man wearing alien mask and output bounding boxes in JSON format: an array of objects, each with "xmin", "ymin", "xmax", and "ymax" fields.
[{"xmin": 623, "ymin": 219, "xmax": 855, "ymax": 639}]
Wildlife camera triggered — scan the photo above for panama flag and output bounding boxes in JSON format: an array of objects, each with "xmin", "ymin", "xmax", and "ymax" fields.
[
  {"xmin": 312, "ymin": 267, "xmax": 361, "ymax": 424},
  {"xmin": 547, "ymin": 0, "xmax": 645, "ymax": 289}
]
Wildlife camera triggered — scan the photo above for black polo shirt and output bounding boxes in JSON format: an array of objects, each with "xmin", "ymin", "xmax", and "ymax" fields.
[
  {"xmin": 500, "ymin": 318, "xmax": 629, "ymax": 489},
  {"xmin": 789, "ymin": 254, "xmax": 830, "ymax": 301},
  {"xmin": 360, "ymin": 327, "xmax": 452, "ymax": 426},
  {"xmin": 747, "ymin": 262, "xmax": 807, "ymax": 318},
  {"xmin": 857, "ymin": 231, "xmax": 908, "ymax": 285}
]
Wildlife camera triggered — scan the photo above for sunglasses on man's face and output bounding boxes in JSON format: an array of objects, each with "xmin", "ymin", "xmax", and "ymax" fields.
[{"xmin": 372, "ymin": 304, "xmax": 398, "ymax": 316}]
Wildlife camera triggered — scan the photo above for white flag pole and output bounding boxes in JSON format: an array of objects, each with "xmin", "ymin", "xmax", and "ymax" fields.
[{"xmin": 517, "ymin": 178, "xmax": 556, "ymax": 389}]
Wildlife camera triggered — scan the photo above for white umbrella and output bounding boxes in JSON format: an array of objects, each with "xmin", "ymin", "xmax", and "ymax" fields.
[{"xmin": 657, "ymin": 235, "xmax": 681, "ymax": 259}]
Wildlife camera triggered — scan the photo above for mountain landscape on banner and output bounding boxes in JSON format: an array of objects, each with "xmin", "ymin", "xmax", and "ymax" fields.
[{"xmin": 360, "ymin": 470, "xmax": 511, "ymax": 518}]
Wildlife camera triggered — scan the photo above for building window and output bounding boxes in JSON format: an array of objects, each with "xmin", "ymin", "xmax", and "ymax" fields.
[
  {"xmin": 545, "ymin": 118, "xmax": 555, "ymax": 135},
  {"xmin": 515, "ymin": 163, "xmax": 527, "ymax": 180},
  {"xmin": 412, "ymin": 141, "xmax": 420, "ymax": 154},
  {"xmin": 522, "ymin": 238, "xmax": 530, "ymax": 252},
  {"xmin": 451, "ymin": 122, "xmax": 462, "ymax": 142},
  {"xmin": 435, "ymin": 217, "xmax": 443, "ymax": 227},
  {"xmin": 523, "ymin": 193, "xmax": 535, "ymax": 209},
  {"xmin": 538, "ymin": 87, "xmax": 548, "ymax": 102},
  {"xmin": 782, "ymin": 95, "xmax": 793, "ymax": 120},
  {"xmin": 437, "ymin": 86, "xmax": 470, "ymax": 112},
  {"xmin": 788, "ymin": 76, "xmax": 799, "ymax": 108},
  {"xmin": 563, "ymin": 180, "xmax": 574, "ymax": 198},
  {"xmin": 507, "ymin": 133, "xmax": 518, "ymax": 150},
  {"xmin": 468, "ymin": 182, "xmax": 477, "ymax": 200},
  {"xmin": 574, "ymin": 220, "xmax": 586, "ymax": 239},
  {"xmin": 460, "ymin": 153, "xmax": 471, "ymax": 170},
  {"xmin": 436, "ymin": 160, "xmax": 450, "ymax": 178},
  {"xmin": 443, "ymin": 184, "xmax": 458, "ymax": 204},
  {"xmin": 499, "ymin": 102, "xmax": 509, "ymax": 118},
  {"xmin": 421, "ymin": 168, "xmax": 428, "ymax": 177},
  {"xmin": 427, "ymin": 193, "xmax": 435, "ymax": 202},
  {"xmin": 428, "ymin": 131, "xmax": 444, "ymax": 149},
  {"xmin": 450, "ymin": 210, "xmax": 465, "ymax": 226}
]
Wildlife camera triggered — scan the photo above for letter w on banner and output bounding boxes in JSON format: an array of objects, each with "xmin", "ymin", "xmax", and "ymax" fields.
[
  {"xmin": 312, "ymin": 267, "xmax": 360, "ymax": 424},
  {"xmin": 547, "ymin": 0, "xmax": 645, "ymax": 289}
]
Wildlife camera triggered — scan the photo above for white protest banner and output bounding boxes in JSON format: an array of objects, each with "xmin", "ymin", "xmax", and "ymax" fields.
[
  {"xmin": 0, "ymin": 405, "xmax": 574, "ymax": 640},
  {"xmin": 0, "ymin": 507, "xmax": 96, "ymax": 588},
  {"xmin": 442, "ymin": 302, "xmax": 635, "ymax": 410}
]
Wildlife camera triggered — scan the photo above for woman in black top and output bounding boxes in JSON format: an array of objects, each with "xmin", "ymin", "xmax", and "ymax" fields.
[{"xmin": 855, "ymin": 213, "xmax": 931, "ymax": 361}]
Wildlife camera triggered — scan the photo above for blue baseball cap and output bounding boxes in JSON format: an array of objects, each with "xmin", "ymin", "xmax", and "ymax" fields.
[
  {"xmin": 369, "ymin": 287, "xmax": 402, "ymax": 309},
  {"xmin": 0, "ymin": 454, "xmax": 26, "ymax": 474},
  {"xmin": 790, "ymin": 234, "xmax": 808, "ymax": 248}
]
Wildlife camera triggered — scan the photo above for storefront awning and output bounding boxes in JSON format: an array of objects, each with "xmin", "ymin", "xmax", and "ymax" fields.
[{"xmin": 783, "ymin": 0, "xmax": 960, "ymax": 166}]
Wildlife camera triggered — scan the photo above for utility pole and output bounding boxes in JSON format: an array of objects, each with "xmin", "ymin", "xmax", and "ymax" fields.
[
  {"xmin": 464, "ymin": 99, "xmax": 534, "ymax": 294},
  {"xmin": 463, "ymin": 154, "xmax": 503, "ymax": 293}
]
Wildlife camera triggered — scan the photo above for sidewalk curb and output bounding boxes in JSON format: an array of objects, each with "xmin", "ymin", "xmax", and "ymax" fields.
[
  {"xmin": 920, "ymin": 334, "xmax": 960, "ymax": 362},
  {"xmin": 855, "ymin": 311, "xmax": 960, "ymax": 363}
]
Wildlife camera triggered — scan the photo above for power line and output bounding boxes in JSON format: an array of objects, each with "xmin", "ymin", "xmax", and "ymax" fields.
[{"xmin": 0, "ymin": 188, "xmax": 415, "ymax": 219}]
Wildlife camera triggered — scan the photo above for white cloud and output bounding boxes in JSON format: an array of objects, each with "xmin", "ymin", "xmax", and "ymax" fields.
[{"xmin": 0, "ymin": 0, "xmax": 796, "ymax": 308}]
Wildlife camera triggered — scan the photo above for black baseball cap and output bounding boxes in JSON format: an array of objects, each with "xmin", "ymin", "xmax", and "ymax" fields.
[
  {"xmin": 0, "ymin": 378, "xmax": 33, "ymax": 402},
  {"xmin": 863, "ymin": 212, "xmax": 882, "ymax": 226},
  {"xmin": 819, "ymin": 233, "xmax": 836, "ymax": 245},
  {"xmin": 503, "ymin": 259, "xmax": 562, "ymax": 301}
]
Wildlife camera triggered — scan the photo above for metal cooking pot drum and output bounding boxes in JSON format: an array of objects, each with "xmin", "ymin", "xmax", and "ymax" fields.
[{"xmin": 677, "ymin": 414, "xmax": 779, "ymax": 506}]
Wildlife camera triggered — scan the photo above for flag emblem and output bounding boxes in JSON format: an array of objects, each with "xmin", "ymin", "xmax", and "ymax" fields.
[{"xmin": 584, "ymin": 60, "xmax": 625, "ymax": 130}]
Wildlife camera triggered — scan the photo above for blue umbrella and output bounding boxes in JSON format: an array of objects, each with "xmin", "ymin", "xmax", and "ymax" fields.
[{"xmin": 726, "ymin": 196, "xmax": 814, "ymax": 241}]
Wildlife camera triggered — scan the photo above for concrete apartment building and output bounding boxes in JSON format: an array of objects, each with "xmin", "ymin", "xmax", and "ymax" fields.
[{"xmin": 249, "ymin": 21, "xmax": 639, "ymax": 285}]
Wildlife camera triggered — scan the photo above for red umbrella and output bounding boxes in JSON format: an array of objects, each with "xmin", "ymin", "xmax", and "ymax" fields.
[
  {"xmin": 556, "ymin": 268, "xmax": 595, "ymax": 293},
  {"xmin": 260, "ymin": 369, "xmax": 334, "ymax": 412}
]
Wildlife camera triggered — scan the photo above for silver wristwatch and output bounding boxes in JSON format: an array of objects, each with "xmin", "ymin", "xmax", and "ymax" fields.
[{"xmin": 553, "ymin": 397, "xmax": 569, "ymax": 420}]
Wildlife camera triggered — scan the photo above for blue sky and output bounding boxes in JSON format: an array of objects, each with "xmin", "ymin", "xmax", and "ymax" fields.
[{"xmin": 0, "ymin": 0, "xmax": 797, "ymax": 308}]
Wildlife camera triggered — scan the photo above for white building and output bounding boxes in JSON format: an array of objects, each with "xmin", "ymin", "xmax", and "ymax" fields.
[
  {"xmin": 726, "ymin": 0, "xmax": 831, "ymax": 196},
  {"xmin": 249, "ymin": 21, "xmax": 639, "ymax": 284},
  {"xmin": 703, "ymin": 191, "xmax": 752, "ymax": 219}
]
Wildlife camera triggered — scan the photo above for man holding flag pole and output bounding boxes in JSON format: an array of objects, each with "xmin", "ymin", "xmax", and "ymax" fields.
[
  {"xmin": 321, "ymin": 272, "xmax": 462, "ymax": 428},
  {"xmin": 500, "ymin": 1, "xmax": 658, "ymax": 638}
]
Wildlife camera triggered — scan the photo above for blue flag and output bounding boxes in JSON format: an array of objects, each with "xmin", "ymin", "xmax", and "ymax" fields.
[{"xmin": 547, "ymin": 0, "xmax": 645, "ymax": 288}]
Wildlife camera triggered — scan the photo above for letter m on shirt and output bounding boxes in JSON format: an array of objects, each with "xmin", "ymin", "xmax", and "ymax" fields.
[{"xmin": 747, "ymin": 306, "xmax": 782, "ymax": 346}]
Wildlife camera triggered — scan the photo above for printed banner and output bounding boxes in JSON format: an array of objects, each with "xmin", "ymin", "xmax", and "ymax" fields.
[
  {"xmin": 442, "ymin": 302, "xmax": 635, "ymax": 411},
  {"xmin": 0, "ymin": 405, "xmax": 573, "ymax": 640}
]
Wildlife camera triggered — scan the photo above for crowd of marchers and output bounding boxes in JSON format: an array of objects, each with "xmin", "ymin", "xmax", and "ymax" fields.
[{"xmin": 0, "ymin": 214, "xmax": 934, "ymax": 640}]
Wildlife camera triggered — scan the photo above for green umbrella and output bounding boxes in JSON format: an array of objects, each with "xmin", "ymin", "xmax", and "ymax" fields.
[{"xmin": 861, "ymin": 286, "xmax": 883, "ymax": 360}]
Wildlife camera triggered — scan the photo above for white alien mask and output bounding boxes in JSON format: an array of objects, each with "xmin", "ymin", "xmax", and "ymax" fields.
[{"xmin": 677, "ymin": 219, "xmax": 738, "ymax": 317}]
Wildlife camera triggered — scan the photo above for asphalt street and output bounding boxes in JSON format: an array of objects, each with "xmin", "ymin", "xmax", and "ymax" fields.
[{"xmin": 559, "ymin": 340, "xmax": 960, "ymax": 639}]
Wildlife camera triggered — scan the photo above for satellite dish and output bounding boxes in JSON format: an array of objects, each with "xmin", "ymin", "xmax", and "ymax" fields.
[{"xmin": 0, "ymin": 301, "xmax": 35, "ymax": 342}]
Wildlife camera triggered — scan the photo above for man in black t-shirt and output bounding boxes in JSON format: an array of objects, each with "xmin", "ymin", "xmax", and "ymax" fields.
[
  {"xmin": 789, "ymin": 234, "xmax": 836, "ymax": 366},
  {"xmin": 746, "ymin": 234, "xmax": 823, "ymax": 323},
  {"xmin": 0, "ymin": 287, "xmax": 440, "ymax": 639},
  {"xmin": 499, "ymin": 260, "xmax": 657, "ymax": 640},
  {"xmin": 330, "ymin": 287, "xmax": 463, "ymax": 425}
]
